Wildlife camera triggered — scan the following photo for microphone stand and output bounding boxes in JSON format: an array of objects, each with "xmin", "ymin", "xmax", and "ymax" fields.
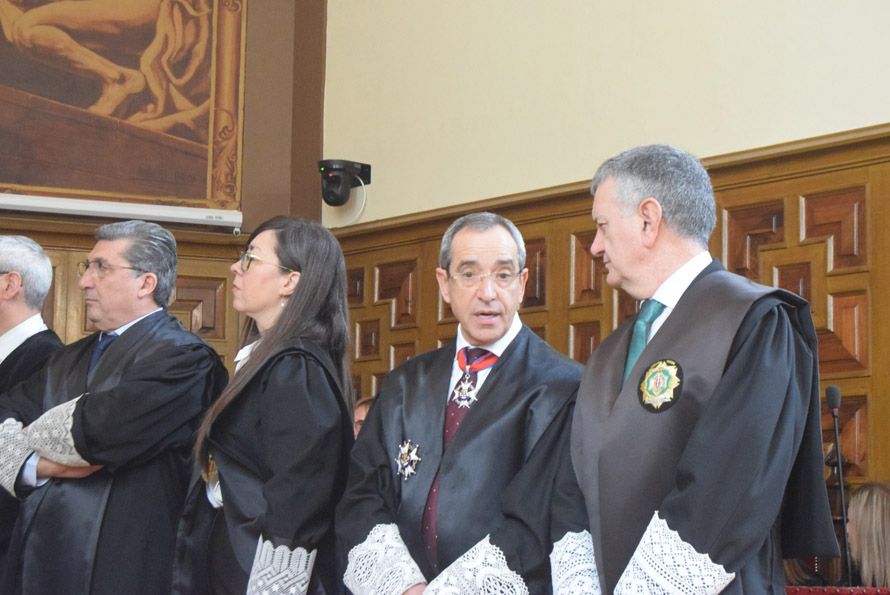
[{"xmin": 830, "ymin": 409, "xmax": 853, "ymax": 586}]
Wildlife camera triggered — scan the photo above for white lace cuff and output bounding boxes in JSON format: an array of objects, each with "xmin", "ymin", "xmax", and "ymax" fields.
[
  {"xmin": 0, "ymin": 418, "xmax": 32, "ymax": 496},
  {"xmin": 26, "ymin": 396, "xmax": 90, "ymax": 466},
  {"xmin": 614, "ymin": 511, "xmax": 734, "ymax": 594},
  {"xmin": 426, "ymin": 534, "xmax": 529, "ymax": 595},
  {"xmin": 246, "ymin": 536, "xmax": 317, "ymax": 595},
  {"xmin": 344, "ymin": 523, "xmax": 426, "ymax": 595},
  {"xmin": 551, "ymin": 530, "xmax": 601, "ymax": 594}
]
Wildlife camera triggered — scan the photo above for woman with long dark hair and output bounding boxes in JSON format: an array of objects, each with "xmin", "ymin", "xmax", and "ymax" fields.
[{"xmin": 174, "ymin": 216, "xmax": 353, "ymax": 595}]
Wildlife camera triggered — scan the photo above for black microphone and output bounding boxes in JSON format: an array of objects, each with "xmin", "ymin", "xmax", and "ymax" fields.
[{"xmin": 826, "ymin": 385, "xmax": 853, "ymax": 586}]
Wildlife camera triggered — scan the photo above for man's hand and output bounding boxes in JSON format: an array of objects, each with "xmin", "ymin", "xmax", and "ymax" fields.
[
  {"xmin": 36, "ymin": 458, "xmax": 103, "ymax": 479},
  {"xmin": 402, "ymin": 584, "xmax": 426, "ymax": 595}
]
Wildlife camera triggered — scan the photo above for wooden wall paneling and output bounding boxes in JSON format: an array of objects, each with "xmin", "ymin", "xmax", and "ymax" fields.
[
  {"xmin": 864, "ymin": 159, "xmax": 890, "ymax": 480},
  {"xmin": 0, "ymin": 215, "xmax": 243, "ymax": 369},
  {"xmin": 336, "ymin": 124, "xmax": 890, "ymax": 481},
  {"xmin": 708, "ymin": 128, "xmax": 890, "ymax": 482}
]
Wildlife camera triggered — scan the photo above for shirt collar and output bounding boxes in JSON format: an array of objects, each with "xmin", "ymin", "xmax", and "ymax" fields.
[
  {"xmin": 0, "ymin": 313, "xmax": 48, "ymax": 365},
  {"xmin": 106, "ymin": 307, "xmax": 163, "ymax": 338},
  {"xmin": 455, "ymin": 313, "xmax": 522, "ymax": 358},
  {"xmin": 650, "ymin": 251, "xmax": 712, "ymax": 309},
  {"xmin": 234, "ymin": 340, "xmax": 259, "ymax": 373}
]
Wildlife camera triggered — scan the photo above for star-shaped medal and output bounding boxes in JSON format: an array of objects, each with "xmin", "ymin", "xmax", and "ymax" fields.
[
  {"xmin": 452, "ymin": 375, "xmax": 477, "ymax": 408},
  {"xmin": 395, "ymin": 440, "xmax": 421, "ymax": 480}
]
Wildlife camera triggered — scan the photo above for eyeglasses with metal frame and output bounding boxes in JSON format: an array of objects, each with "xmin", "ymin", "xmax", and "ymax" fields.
[
  {"xmin": 449, "ymin": 269, "xmax": 521, "ymax": 289},
  {"xmin": 76, "ymin": 259, "xmax": 143, "ymax": 278},
  {"xmin": 238, "ymin": 251, "xmax": 296, "ymax": 274}
]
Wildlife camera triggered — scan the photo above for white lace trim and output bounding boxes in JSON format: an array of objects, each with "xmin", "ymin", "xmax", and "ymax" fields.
[
  {"xmin": 344, "ymin": 523, "xmax": 426, "ymax": 595},
  {"xmin": 551, "ymin": 530, "xmax": 601, "ymax": 594},
  {"xmin": 0, "ymin": 418, "xmax": 31, "ymax": 496},
  {"xmin": 614, "ymin": 512, "xmax": 734, "ymax": 595},
  {"xmin": 26, "ymin": 396, "xmax": 90, "ymax": 466},
  {"xmin": 246, "ymin": 536, "xmax": 317, "ymax": 595},
  {"xmin": 426, "ymin": 535, "xmax": 529, "ymax": 595}
]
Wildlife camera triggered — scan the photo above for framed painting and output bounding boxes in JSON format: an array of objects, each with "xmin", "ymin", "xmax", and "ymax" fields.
[{"xmin": 0, "ymin": 0, "xmax": 245, "ymax": 211}]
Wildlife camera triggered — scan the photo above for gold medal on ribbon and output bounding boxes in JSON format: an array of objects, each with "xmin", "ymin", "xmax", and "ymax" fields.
[{"xmin": 638, "ymin": 359, "xmax": 683, "ymax": 413}]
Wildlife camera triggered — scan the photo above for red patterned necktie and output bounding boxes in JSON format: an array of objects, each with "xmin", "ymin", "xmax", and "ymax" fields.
[{"xmin": 421, "ymin": 347, "xmax": 499, "ymax": 570}]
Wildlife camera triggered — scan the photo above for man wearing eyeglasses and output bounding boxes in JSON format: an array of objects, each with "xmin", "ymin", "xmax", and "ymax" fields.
[
  {"xmin": 338, "ymin": 212, "xmax": 582, "ymax": 594},
  {"xmin": 0, "ymin": 220, "xmax": 226, "ymax": 595},
  {"xmin": 0, "ymin": 236, "xmax": 64, "ymax": 572}
]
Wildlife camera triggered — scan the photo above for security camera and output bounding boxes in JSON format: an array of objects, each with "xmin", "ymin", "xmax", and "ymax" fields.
[{"xmin": 318, "ymin": 160, "xmax": 371, "ymax": 206}]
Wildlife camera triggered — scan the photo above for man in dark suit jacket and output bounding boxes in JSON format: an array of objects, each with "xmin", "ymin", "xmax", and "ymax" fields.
[{"xmin": 0, "ymin": 235, "xmax": 63, "ymax": 569}]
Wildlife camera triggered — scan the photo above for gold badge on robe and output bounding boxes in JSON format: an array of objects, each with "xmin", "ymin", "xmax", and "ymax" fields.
[
  {"xmin": 638, "ymin": 359, "xmax": 683, "ymax": 413},
  {"xmin": 395, "ymin": 440, "xmax": 422, "ymax": 480}
]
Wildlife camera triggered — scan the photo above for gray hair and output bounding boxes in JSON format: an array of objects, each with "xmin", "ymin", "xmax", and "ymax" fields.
[
  {"xmin": 439, "ymin": 212, "xmax": 526, "ymax": 271},
  {"xmin": 0, "ymin": 236, "xmax": 52, "ymax": 310},
  {"xmin": 95, "ymin": 220, "xmax": 177, "ymax": 306},
  {"xmin": 590, "ymin": 144, "xmax": 716, "ymax": 246}
]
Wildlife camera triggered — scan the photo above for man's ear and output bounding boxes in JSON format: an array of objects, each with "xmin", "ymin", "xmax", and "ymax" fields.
[
  {"xmin": 638, "ymin": 198, "xmax": 663, "ymax": 247},
  {"xmin": 0, "ymin": 271, "xmax": 23, "ymax": 300},
  {"xmin": 137, "ymin": 272, "xmax": 159, "ymax": 300},
  {"xmin": 435, "ymin": 267, "xmax": 452, "ymax": 304}
]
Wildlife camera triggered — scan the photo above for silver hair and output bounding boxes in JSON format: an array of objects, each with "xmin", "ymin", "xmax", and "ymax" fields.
[
  {"xmin": 0, "ymin": 236, "xmax": 52, "ymax": 310},
  {"xmin": 438, "ymin": 212, "xmax": 526, "ymax": 271},
  {"xmin": 95, "ymin": 220, "xmax": 177, "ymax": 306},
  {"xmin": 590, "ymin": 144, "xmax": 716, "ymax": 246}
]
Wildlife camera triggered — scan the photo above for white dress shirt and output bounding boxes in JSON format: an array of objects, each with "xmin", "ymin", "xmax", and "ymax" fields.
[
  {"xmin": 0, "ymin": 313, "xmax": 48, "ymax": 366},
  {"xmin": 449, "ymin": 314, "xmax": 523, "ymax": 399},
  {"xmin": 648, "ymin": 251, "xmax": 713, "ymax": 341}
]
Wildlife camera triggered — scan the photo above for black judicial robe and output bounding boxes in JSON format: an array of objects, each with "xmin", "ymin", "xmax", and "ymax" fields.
[
  {"xmin": 0, "ymin": 329, "xmax": 63, "ymax": 572},
  {"xmin": 0, "ymin": 310, "xmax": 227, "ymax": 595},
  {"xmin": 337, "ymin": 326, "xmax": 582, "ymax": 591},
  {"xmin": 0, "ymin": 329, "xmax": 63, "ymax": 395},
  {"xmin": 172, "ymin": 339, "xmax": 352, "ymax": 595},
  {"xmin": 570, "ymin": 262, "xmax": 838, "ymax": 593}
]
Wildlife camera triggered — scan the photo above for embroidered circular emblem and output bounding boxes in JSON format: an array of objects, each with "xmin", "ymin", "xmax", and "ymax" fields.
[
  {"xmin": 638, "ymin": 359, "xmax": 683, "ymax": 413},
  {"xmin": 395, "ymin": 440, "xmax": 422, "ymax": 480}
]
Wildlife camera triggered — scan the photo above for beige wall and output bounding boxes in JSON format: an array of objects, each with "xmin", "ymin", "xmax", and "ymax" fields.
[{"xmin": 322, "ymin": 1, "xmax": 890, "ymax": 227}]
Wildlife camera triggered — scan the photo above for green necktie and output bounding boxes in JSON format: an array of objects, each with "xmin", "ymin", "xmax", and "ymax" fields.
[{"xmin": 624, "ymin": 299, "xmax": 666, "ymax": 381}]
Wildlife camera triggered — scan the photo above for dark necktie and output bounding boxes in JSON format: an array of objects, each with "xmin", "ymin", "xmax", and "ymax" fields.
[
  {"xmin": 421, "ymin": 347, "xmax": 498, "ymax": 570},
  {"xmin": 624, "ymin": 299, "xmax": 665, "ymax": 381},
  {"xmin": 88, "ymin": 332, "xmax": 118, "ymax": 373}
]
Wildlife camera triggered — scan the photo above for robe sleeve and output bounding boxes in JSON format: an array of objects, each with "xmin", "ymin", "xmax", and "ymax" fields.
[
  {"xmin": 336, "ymin": 393, "xmax": 427, "ymax": 595},
  {"xmin": 615, "ymin": 300, "xmax": 823, "ymax": 593},
  {"xmin": 428, "ymin": 397, "xmax": 594, "ymax": 594},
  {"xmin": 242, "ymin": 352, "xmax": 346, "ymax": 595},
  {"xmin": 255, "ymin": 353, "xmax": 346, "ymax": 548},
  {"xmin": 65, "ymin": 343, "xmax": 222, "ymax": 468}
]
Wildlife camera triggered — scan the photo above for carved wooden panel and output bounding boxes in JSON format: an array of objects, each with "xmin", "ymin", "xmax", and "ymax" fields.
[
  {"xmin": 523, "ymin": 239, "xmax": 546, "ymax": 308},
  {"xmin": 170, "ymin": 277, "xmax": 226, "ymax": 339},
  {"xmin": 356, "ymin": 319, "xmax": 380, "ymax": 360},
  {"xmin": 616, "ymin": 290, "xmax": 638, "ymax": 327},
  {"xmin": 347, "ymin": 268, "xmax": 364, "ymax": 306},
  {"xmin": 571, "ymin": 231, "xmax": 602, "ymax": 305},
  {"xmin": 819, "ymin": 293, "xmax": 868, "ymax": 375},
  {"xmin": 725, "ymin": 200, "xmax": 784, "ymax": 278},
  {"xmin": 376, "ymin": 261, "xmax": 417, "ymax": 327},
  {"xmin": 775, "ymin": 262, "xmax": 811, "ymax": 301},
  {"xmin": 802, "ymin": 187, "xmax": 866, "ymax": 271},
  {"xmin": 570, "ymin": 321, "xmax": 600, "ymax": 363},
  {"xmin": 390, "ymin": 342, "xmax": 416, "ymax": 369}
]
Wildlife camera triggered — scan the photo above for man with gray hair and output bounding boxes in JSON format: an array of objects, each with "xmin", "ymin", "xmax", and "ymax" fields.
[
  {"xmin": 0, "ymin": 236, "xmax": 63, "ymax": 569},
  {"xmin": 552, "ymin": 145, "xmax": 838, "ymax": 592},
  {"xmin": 0, "ymin": 220, "xmax": 226, "ymax": 594},
  {"xmin": 338, "ymin": 212, "xmax": 582, "ymax": 593}
]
